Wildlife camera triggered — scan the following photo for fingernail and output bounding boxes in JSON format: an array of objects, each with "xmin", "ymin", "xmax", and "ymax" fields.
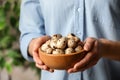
[
  {"xmin": 49, "ymin": 69, "xmax": 54, "ymax": 73},
  {"xmin": 67, "ymin": 70, "xmax": 73, "ymax": 73},
  {"xmin": 84, "ymin": 46, "xmax": 89, "ymax": 51}
]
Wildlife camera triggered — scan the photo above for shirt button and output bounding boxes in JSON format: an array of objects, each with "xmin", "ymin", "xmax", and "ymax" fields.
[{"xmin": 77, "ymin": 8, "xmax": 81, "ymax": 12}]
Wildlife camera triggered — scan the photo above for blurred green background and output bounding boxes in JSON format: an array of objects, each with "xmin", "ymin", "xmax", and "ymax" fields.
[{"xmin": 0, "ymin": 0, "xmax": 39, "ymax": 80}]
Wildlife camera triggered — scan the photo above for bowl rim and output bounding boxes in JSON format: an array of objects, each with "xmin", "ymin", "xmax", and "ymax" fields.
[{"xmin": 39, "ymin": 48, "xmax": 86, "ymax": 57}]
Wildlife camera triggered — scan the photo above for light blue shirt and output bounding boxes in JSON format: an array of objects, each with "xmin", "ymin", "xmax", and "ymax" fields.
[{"xmin": 19, "ymin": 0, "xmax": 120, "ymax": 80}]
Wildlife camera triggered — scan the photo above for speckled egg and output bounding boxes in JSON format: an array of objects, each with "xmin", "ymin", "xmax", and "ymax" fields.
[
  {"xmin": 67, "ymin": 38, "xmax": 77, "ymax": 48},
  {"xmin": 56, "ymin": 37, "xmax": 67, "ymax": 49},
  {"xmin": 52, "ymin": 49, "xmax": 64, "ymax": 54},
  {"xmin": 65, "ymin": 48, "xmax": 75, "ymax": 54}
]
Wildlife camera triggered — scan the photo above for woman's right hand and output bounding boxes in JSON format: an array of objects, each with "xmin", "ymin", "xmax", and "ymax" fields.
[{"xmin": 28, "ymin": 36, "xmax": 54, "ymax": 72}]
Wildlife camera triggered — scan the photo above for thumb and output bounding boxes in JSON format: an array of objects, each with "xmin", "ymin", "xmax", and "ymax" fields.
[{"xmin": 83, "ymin": 37, "xmax": 96, "ymax": 51}]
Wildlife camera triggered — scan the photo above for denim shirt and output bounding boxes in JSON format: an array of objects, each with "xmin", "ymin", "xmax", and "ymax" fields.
[{"xmin": 19, "ymin": 0, "xmax": 120, "ymax": 80}]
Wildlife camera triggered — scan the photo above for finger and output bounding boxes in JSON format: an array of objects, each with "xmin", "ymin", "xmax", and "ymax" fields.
[
  {"xmin": 67, "ymin": 55, "xmax": 99, "ymax": 73},
  {"xmin": 67, "ymin": 52, "xmax": 93, "ymax": 73},
  {"xmin": 50, "ymin": 69, "xmax": 54, "ymax": 73},
  {"xmin": 32, "ymin": 36, "xmax": 51, "ymax": 51},
  {"xmin": 84, "ymin": 37, "xmax": 96, "ymax": 51},
  {"xmin": 74, "ymin": 52, "xmax": 94, "ymax": 69},
  {"xmin": 67, "ymin": 68, "xmax": 75, "ymax": 73},
  {"xmin": 45, "ymin": 67, "xmax": 54, "ymax": 73},
  {"xmin": 69, "ymin": 61, "xmax": 97, "ymax": 73},
  {"xmin": 38, "ymin": 36, "xmax": 51, "ymax": 46},
  {"xmin": 77, "ymin": 57, "xmax": 98, "ymax": 71},
  {"xmin": 36, "ymin": 63, "xmax": 54, "ymax": 73},
  {"xmin": 33, "ymin": 52, "xmax": 43, "ymax": 65},
  {"xmin": 36, "ymin": 63, "xmax": 47, "ymax": 69}
]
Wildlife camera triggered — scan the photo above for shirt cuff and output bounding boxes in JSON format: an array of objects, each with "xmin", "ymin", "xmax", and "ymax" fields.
[{"xmin": 20, "ymin": 33, "xmax": 43, "ymax": 62}]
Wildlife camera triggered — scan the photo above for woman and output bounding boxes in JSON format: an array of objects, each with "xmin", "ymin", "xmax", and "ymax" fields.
[{"xmin": 19, "ymin": 0, "xmax": 120, "ymax": 80}]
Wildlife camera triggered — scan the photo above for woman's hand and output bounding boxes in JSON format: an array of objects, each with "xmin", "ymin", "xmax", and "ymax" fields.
[
  {"xmin": 28, "ymin": 36, "xmax": 54, "ymax": 72},
  {"xmin": 67, "ymin": 37, "xmax": 101, "ymax": 73}
]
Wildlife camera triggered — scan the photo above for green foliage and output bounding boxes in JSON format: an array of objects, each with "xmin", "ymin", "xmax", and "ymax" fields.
[
  {"xmin": 0, "ymin": 7, "xmax": 6, "ymax": 30},
  {"xmin": 0, "ymin": 0, "xmax": 40, "ymax": 75}
]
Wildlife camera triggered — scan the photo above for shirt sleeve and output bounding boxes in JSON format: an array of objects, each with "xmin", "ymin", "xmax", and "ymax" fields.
[{"xmin": 19, "ymin": 0, "xmax": 45, "ymax": 61}]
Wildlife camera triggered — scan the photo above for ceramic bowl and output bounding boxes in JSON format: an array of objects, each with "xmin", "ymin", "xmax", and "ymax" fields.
[{"xmin": 38, "ymin": 48, "xmax": 86, "ymax": 70}]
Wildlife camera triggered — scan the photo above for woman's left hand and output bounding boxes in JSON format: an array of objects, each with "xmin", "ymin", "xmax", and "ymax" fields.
[{"xmin": 67, "ymin": 37, "xmax": 101, "ymax": 73}]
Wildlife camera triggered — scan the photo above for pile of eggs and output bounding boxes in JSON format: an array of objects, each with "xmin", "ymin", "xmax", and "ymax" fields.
[{"xmin": 40, "ymin": 33, "xmax": 83, "ymax": 54}]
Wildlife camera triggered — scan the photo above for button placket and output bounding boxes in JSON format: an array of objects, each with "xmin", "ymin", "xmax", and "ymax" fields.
[
  {"xmin": 78, "ymin": 0, "xmax": 84, "ymax": 40},
  {"xmin": 74, "ymin": 0, "xmax": 84, "ymax": 41}
]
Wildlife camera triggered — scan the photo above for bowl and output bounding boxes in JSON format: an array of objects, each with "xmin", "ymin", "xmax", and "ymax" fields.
[{"xmin": 38, "ymin": 48, "xmax": 86, "ymax": 70}]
